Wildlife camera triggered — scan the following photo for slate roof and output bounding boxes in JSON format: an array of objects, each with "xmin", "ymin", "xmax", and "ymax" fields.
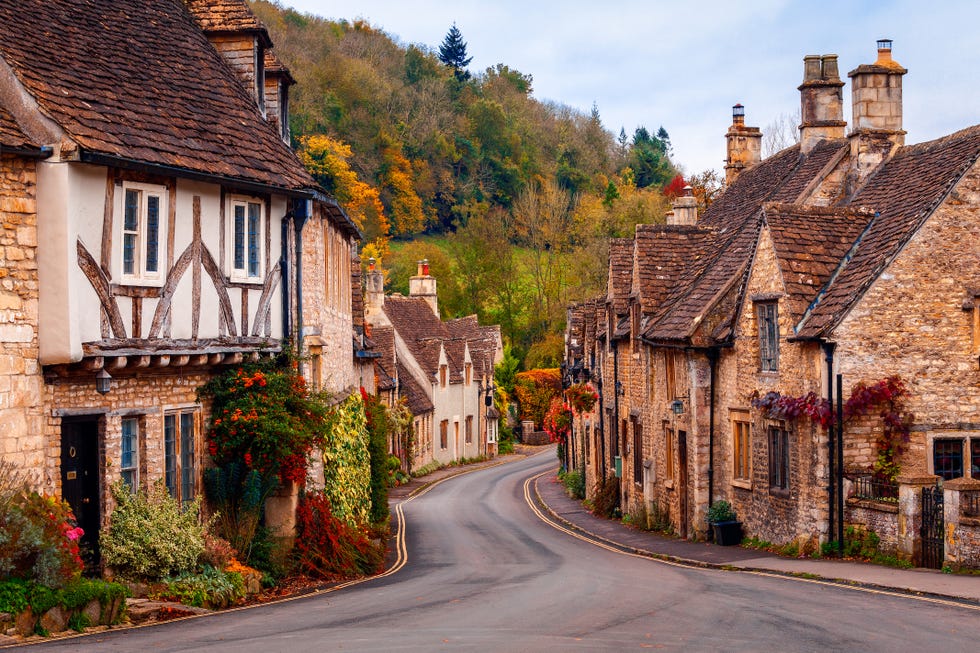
[
  {"xmin": 0, "ymin": 104, "xmax": 36, "ymax": 150},
  {"xmin": 797, "ymin": 125, "xmax": 980, "ymax": 337},
  {"xmin": 0, "ymin": 0, "xmax": 313, "ymax": 191}
]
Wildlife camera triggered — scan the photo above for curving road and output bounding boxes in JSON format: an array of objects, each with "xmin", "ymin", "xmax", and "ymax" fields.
[{"xmin": 26, "ymin": 450, "xmax": 980, "ymax": 652}]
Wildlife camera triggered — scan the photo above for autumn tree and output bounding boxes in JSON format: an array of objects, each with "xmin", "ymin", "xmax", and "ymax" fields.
[
  {"xmin": 437, "ymin": 23, "xmax": 473, "ymax": 81},
  {"xmin": 298, "ymin": 134, "xmax": 390, "ymax": 249}
]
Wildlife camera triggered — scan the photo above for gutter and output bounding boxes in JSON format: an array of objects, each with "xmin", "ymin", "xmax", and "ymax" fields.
[
  {"xmin": 0, "ymin": 144, "xmax": 52, "ymax": 159},
  {"xmin": 78, "ymin": 151, "xmax": 315, "ymax": 200},
  {"xmin": 292, "ymin": 199, "xmax": 310, "ymax": 356}
]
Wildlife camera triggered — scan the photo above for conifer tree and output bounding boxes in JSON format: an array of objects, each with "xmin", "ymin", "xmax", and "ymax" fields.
[{"xmin": 438, "ymin": 23, "xmax": 473, "ymax": 80}]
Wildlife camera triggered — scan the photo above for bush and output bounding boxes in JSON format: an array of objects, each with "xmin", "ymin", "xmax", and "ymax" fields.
[
  {"xmin": 591, "ymin": 476, "xmax": 620, "ymax": 519},
  {"xmin": 362, "ymin": 390, "xmax": 391, "ymax": 525},
  {"xmin": 100, "ymin": 481, "xmax": 208, "ymax": 581},
  {"xmin": 198, "ymin": 533, "xmax": 236, "ymax": 570},
  {"xmin": 707, "ymin": 500, "xmax": 737, "ymax": 523},
  {"xmin": 0, "ymin": 461, "xmax": 83, "ymax": 588},
  {"xmin": 293, "ymin": 491, "xmax": 385, "ymax": 580},
  {"xmin": 0, "ymin": 577, "xmax": 128, "ymax": 621},
  {"xmin": 558, "ymin": 470, "xmax": 586, "ymax": 500},
  {"xmin": 204, "ymin": 462, "xmax": 275, "ymax": 564},
  {"xmin": 155, "ymin": 566, "xmax": 245, "ymax": 609},
  {"xmin": 513, "ymin": 368, "xmax": 561, "ymax": 428}
]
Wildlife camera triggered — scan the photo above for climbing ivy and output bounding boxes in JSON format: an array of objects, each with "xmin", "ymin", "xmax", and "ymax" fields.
[
  {"xmin": 751, "ymin": 376, "xmax": 912, "ymax": 481},
  {"xmin": 322, "ymin": 394, "xmax": 372, "ymax": 526}
]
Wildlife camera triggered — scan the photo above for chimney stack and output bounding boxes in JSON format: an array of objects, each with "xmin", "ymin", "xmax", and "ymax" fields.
[
  {"xmin": 409, "ymin": 258, "xmax": 439, "ymax": 317},
  {"xmin": 364, "ymin": 257, "xmax": 386, "ymax": 320},
  {"xmin": 847, "ymin": 39, "xmax": 907, "ymax": 181},
  {"xmin": 798, "ymin": 54, "xmax": 846, "ymax": 153},
  {"xmin": 725, "ymin": 104, "xmax": 762, "ymax": 186},
  {"xmin": 667, "ymin": 185, "xmax": 697, "ymax": 225}
]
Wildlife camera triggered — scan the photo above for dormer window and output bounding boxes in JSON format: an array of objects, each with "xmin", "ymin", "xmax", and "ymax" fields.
[
  {"xmin": 117, "ymin": 182, "xmax": 168, "ymax": 286},
  {"xmin": 228, "ymin": 196, "xmax": 265, "ymax": 282}
]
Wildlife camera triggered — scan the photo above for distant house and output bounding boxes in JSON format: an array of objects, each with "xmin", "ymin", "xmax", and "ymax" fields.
[
  {"xmin": 0, "ymin": 0, "xmax": 360, "ymax": 560},
  {"xmin": 566, "ymin": 41, "xmax": 980, "ymax": 566},
  {"xmin": 365, "ymin": 260, "xmax": 501, "ymax": 470}
]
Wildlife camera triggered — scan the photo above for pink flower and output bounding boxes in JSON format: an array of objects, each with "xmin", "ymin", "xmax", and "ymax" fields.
[{"xmin": 66, "ymin": 527, "xmax": 84, "ymax": 541}]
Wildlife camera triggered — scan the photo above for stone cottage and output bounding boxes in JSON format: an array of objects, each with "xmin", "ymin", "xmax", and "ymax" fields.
[
  {"xmin": 566, "ymin": 41, "xmax": 980, "ymax": 567},
  {"xmin": 364, "ymin": 261, "xmax": 501, "ymax": 470},
  {"xmin": 0, "ymin": 0, "xmax": 361, "ymax": 561}
]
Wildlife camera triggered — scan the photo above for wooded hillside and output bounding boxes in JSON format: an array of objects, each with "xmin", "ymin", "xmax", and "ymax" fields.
[{"xmin": 251, "ymin": 1, "xmax": 719, "ymax": 364}]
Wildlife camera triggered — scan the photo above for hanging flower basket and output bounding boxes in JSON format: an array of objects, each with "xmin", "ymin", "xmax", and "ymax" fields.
[
  {"xmin": 565, "ymin": 382, "xmax": 598, "ymax": 414},
  {"xmin": 542, "ymin": 397, "xmax": 571, "ymax": 443}
]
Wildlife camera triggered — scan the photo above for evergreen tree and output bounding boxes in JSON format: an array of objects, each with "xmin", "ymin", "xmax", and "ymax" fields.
[{"xmin": 438, "ymin": 23, "xmax": 473, "ymax": 80}]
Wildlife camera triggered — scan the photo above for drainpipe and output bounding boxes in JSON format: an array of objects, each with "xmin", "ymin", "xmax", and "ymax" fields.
[
  {"xmin": 822, "ymin": 341, "xmax": 836, "ymax": 547},
  {"xmin": 707, "ymin": 347, "xmax": 719, "ymax": 511},
  {"xmin": 612, "ymin": 341, "xmax": 621, "ymax": 467},
  {"xmin": 280, "ymin": 217, "xmax": 291, "ymax": 347},
  {"xmin": 292, "ymin": 199, "xmax": 310, "ymax": 356}
]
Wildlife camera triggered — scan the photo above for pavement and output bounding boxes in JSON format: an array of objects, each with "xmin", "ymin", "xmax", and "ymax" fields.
[
  {"xmin": 391, "ymin": 445, "xmax": 980, "ymax": 604},
  {"xmin": 529, "ymin": 454, "xmax": 980, "ymax": 604}
]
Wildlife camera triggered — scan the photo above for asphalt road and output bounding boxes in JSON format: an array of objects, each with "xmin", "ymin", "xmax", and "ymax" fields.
[{"xmin": 24, "ymin": 450, "xmax": 980, "ymax": 652}]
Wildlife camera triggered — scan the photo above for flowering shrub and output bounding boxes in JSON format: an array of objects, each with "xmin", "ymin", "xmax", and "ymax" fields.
[
  {"xmin": 199, "ymin": 364, "xmax": 332, "ymax": 486},
  {"xmin": 565, "ymin": 382, "xmax": 598, "ymax": 414},
  {"xmin": 514, "ymin": 368, "xmax": 561, "ymax": 428},
  {"xmin": 0, "ymin": 485, "xmax": 83, "ymax": 588},
  {"xmin": 293, "ymin": 492, "xmax": 385, "ymax": 580},
  {"xmin": 751, "ymin": 376, "xmax": 912, "ymax": 480},
  {"xmin": 542, "ymin": 397, "xmax": 571, "ymax": 443},
  {"xmin": 154, "ymin": 565, "xmax": 245, "ymax": 609},
  {"xmin": 100, "ymin": 481, "xmax": 208, "ymax": 581}
]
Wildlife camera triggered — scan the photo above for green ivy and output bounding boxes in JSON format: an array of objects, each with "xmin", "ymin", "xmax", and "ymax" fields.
[{"xmin": 322, "ymin": 394, "xmax": 372, "ymax": 525}]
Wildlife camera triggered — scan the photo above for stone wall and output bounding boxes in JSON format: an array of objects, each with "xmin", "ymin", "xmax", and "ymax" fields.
[
  {"xmin": 43, "ymin": 369, "xmax": 213, "ymax": 519},
  {"xmin": 300, "ymin": 211, "xmax": 356, "ymax": 396},
  {"xmin": 834, "ymin": 158, "xmax": 980, "ymax": 477},
  {"xmin": 845, "ymin": 499, "xmax": 899, "ymax": 553},
  {"xmin": 0, "ymin": 154, "xmax": 45, "ymax": 483},
  {"xmin": 727, "ymin": 227, "xmax": 829, "ymax": 545}
]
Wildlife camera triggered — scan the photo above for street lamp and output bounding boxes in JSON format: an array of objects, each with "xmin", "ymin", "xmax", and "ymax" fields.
[{"xmin": 95, "ymin": 369, "xmax": 112, "ymax": 395}]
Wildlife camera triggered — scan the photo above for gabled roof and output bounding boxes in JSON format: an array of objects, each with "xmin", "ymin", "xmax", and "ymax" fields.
[
  {"xmin": 634, "ymin": 224, "xmax": 717, "ymax": 315},
  {"xmin": 764, "ymin": 203, "xmax": 874, "ymax": 324},
  {"xmin": 371, "ymin": 325, "xmax": 397, "ymax": 391},
  {"xmin": 639, "ymin": 141, "xmax": 857, "ymax": 345},
  {"xmin": 0, "ymin": 0, "xmax": 313, "ymax": 192},
  {"xmin": 382, "ymin": 296, "xmax": 449, "ymax": 378},
  {"xmin": 797, "ymin": 125, "xmax": 980, "ymax": 337},
  {"xmin": 397, "ymin": 361, "xmax": 434, "ymax": 415}
]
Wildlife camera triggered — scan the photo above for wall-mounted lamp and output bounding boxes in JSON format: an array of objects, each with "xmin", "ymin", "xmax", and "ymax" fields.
[
  {"xmin": 96, "ymin": 369, "xmax": 112, "ymax": 395},
  {"xmin": 615, "ymin": 381, "xmax": 624, "ymax": 397},
  {"xmin": 670, "ymin": 399, "xmax": 684, "ymax": 415}
]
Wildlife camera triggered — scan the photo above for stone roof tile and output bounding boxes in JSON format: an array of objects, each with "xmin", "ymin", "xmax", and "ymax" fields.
[
  {"xmin": 0, "ymin": 103, "xmax": 35, "ymax": 149},
  {"xmin": 797, "ymin": 125, "xmax": 980, "ymax": 337},
  {"xmin": 0, "ymin": 0, "xmax": 312, "ymax": 190}
]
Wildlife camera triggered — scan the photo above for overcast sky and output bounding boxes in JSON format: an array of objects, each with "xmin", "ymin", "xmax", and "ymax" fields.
[{"xmin": 281, "ymin": 0, "xmax": 979, "ymax": 175}]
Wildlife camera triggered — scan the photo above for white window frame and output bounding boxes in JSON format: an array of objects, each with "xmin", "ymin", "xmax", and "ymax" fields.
[
  {"xmin": 117, "ymin": 182, "xmax": 168, "ymax": 286},
  {"xmin": 227, "ymin": 195, "xmax": 265, "ymax": 283}
]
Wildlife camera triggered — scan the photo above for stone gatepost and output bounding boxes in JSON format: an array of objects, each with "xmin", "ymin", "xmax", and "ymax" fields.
[
  {"xmin": 264, "ymin": 481, "xmax": 299, "ymax": 554},
  {"xmin": 943, "ymin": 477, "xmax": 980, "ymax": 569},
  {"xmin": 896, "ymin": 474, "xmax": 939, "ymax": 564}
]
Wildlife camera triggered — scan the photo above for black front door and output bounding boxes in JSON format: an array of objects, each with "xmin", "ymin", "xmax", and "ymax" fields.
[{"xmin": 61, "ymin": 418, "xmax": 101, "ymax": 569}]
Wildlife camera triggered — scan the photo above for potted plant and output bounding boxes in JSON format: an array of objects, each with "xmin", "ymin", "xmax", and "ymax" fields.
[{"xmin": 707, "ymin": 500, "xmax": 742, "ymax": 546}]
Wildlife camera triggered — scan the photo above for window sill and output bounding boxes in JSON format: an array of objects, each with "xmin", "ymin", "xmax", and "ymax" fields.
[
  {"xmin": 665, "ymin": 480, "xmax": 674, "ymax": 490},
  {"xmin": 118, "ymin": 276, "xmax": 165, "ymax": 289},
  {"xmin": 731, "ymin": 478, "xmax": 752, "ymax": 491},
  {"xmin": 227, "ymin": 275, "xmax": 266, "ymax": 287},
  {"xmin": 769, "ymin": 487, "xmax": 791, "ymax": 499}
]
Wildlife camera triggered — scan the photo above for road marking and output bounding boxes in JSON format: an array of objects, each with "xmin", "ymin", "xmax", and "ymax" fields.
[{"xmin": 523, "ymin": 471, "xmax": 980, "ymax": 613}]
